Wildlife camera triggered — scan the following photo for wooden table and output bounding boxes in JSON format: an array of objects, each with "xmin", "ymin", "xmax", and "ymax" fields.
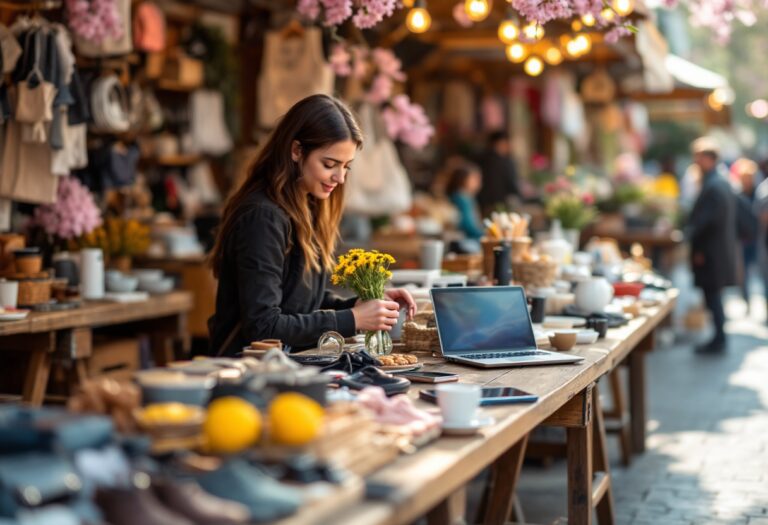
[
  {"xmin": 331, "ymin": 292, "xmax": 677, "ymax": 525},
  {"xmin": 0, "ymin": 291, "xmax": 193, "ymax": 406}
]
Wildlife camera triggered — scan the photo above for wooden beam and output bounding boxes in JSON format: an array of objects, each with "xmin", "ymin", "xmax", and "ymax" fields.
[{"xmin": 544, "ymin": 384, "xmax": 594, "ymax": 428}]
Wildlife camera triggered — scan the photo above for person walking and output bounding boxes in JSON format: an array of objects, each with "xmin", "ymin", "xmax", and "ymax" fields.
[
  {"xmin": 477, "ymin": 131, "xmax": 520, "ymax": 216},
  {"xmin": 753, "ymin": 167, "xmax": 768, "ymax": 322},
  {"xmin": 686, "ymin": 138, "xmax": 737, "ymax": 353},
  {"xmin": 730, "ymin": 158, "xmax": 760, "ymax": 312}
]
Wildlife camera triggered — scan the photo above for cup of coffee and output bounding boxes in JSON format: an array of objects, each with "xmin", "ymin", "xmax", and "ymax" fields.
[
  {"xmin": 436, "ymin": 383, "xmax": 481, "ymax": 426},
  {"xmin": 549, "ymin": 329, "xmax": 579, "ymax": 351},
  {"xmin": 588, "ymin": 318, "xmax": 608, "ymax": 339},
  {"xmin": 420, "ymin": 240, "xmax": 445, "ymax": 271},
  {"xmin": 0, "ymin": 279, "xmax": 18, "ymax": 308}
]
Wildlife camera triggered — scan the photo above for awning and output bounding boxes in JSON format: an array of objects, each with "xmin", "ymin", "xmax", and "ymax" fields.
[{"xmin": 665, "ymin": 54, "xmax": 728, "ymax": 90}]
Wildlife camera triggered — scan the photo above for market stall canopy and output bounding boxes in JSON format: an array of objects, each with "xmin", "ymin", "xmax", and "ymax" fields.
[{"xmin": 665, "ymin": 54, "xmax": 728, "ymax": 90}]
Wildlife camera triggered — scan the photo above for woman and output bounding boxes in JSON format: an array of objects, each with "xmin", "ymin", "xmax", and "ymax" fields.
[
  {"xmin": 208, "ymin": 95, "xmax": 416, "ymax": 356},
  {"xmin": 446, "ymin": 162, "xmax": 485, "ymax": 240}
]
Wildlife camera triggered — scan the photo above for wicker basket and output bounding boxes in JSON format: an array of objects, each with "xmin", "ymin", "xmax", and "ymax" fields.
[
  {"xmin": 511, "ymin": 260, "xmax": 558, "ymax": 288},
  {"xmin": 16, "ymin": 277, "xmax": 52, "ymax": 306},
  {"xmin": 402, "ymin": 321, "xmax": 440, "ymax": 352}
]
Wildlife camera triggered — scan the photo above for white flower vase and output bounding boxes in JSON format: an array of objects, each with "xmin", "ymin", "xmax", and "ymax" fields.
[{"xmin": 563, "ymin": 229, "xmax": 581, "ymax": 251}]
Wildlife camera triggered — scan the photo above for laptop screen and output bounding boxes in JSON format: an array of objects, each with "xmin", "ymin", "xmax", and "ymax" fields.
[{"xmin": 431, "ymin": 286, "xmax": 536, "ymax": 354}]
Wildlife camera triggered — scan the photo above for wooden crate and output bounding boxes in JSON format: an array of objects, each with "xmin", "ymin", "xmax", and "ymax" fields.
[{"xmin": 87, "ymin": 337, "xmax": 140, "ymax": 382}]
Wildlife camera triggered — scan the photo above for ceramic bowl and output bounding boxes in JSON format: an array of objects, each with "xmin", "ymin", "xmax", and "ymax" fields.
[
  {"xmin": 136, "ymin": 370, "xmax": 214, "ymax": 406},
  {"xmin": 133, "ymin": 269, "xmax": 164, "ymax": 288},
  {"xmin": 141, "ymin": 277, "xmax": 174, "ymax": 294},
  {"xmin": 107, "ymin": 275, "xmax": 139, "ymax": 293},
  {"xmin": 549, "ymin": 329, "xmax": 579, "ymax": 351},
  {"xmin": 576, "ymin": 329, "xmax": 599, "ymax": 345}
]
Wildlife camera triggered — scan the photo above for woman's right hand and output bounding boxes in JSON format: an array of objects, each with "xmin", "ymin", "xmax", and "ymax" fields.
[{"xmin": 351, "ymin": 299, "xmax": 401, "ymax": 331}]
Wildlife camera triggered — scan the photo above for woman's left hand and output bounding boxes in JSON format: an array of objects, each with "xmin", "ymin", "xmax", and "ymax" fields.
[{"xmin": 383, "ymin": 288, "xmax": 417, "ymax": 320}]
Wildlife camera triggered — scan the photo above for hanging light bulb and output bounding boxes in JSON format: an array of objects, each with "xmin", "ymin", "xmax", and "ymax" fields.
[
  {"xmin": 505, "ymin": 42, "xmax": 528, "ymax": 63},
  {"xmin": 581, "ymin": 13, "xmax": 596, "ymax": 26},
  {"xmin": 406, "ymin": 0, "xmax": 431, "ymax": 33},
  {"xmin": 498, "ymin": 14, "xmax": 520, "ymax": 44},
  {"xmin": 522, "ymin": 21, "xmax": 545, "ymax": 41},
  {"xmin": 601, "ymin": 7, "xmax": 615, "ymax": 21},
  {"xmin": 524, "ymin": 56, "xmax": 544, "ymax": 76},
  {"xmin": 544, "ymin": 46, "xmax": 563, "ymax": 65},
  {"xmin": 612, "ymin": 0, "xmax": 634, "ymax": 16},
  {"xmin": 565, "ymin": 37, "xmax": 582, "ymax": 58},
  {"xmin": 574, "ymin": 33, "xmax": 592, "ymax": 54},
  {"xmin": 402, "ymin": 0, "xmax": 415, "ymax": 6},
  {"xmin": 465, "ymin": 0, "xmax": 491, "ymax": 22},
  {"xmin": 571, "ymin": 19, "xmax": 583, "ymax": 31}
]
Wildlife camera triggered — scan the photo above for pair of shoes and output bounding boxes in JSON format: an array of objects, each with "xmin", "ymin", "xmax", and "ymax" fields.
[
  {"xmin": 320, "ymin": 350, "xmax": 381, "ymax": 374},
  {"xmin": 694, "ymin": 339, "xmax": 727, "ymax": 354},
  {"xmin": 337, "ymin": 366, "xmax": 411, "ymax": 396},
  {"xmin": 153, "ymin": 477, "xmax": 250, "ymax": 525}
]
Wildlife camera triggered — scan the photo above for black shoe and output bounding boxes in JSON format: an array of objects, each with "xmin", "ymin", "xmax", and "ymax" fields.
[
  {"xmin": 695, "ymin": 339, "xmax": 727, "ymax": 354},
  {"xmin": 320, "ymin": 350, "xmax": 381, "ymax": 374},
  {"xmin": 337, "ymin": 366, "xmax": 410, "ymax": 396}
]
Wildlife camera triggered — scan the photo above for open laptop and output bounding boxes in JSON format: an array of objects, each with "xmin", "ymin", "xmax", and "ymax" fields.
[{"xmin": 430, "ymin": 286, "xmax": 584, "ymax": 368}]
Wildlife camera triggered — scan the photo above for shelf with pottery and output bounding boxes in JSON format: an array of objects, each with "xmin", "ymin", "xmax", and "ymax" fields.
[{"xmin": 330, "ymin": 290, "xmax": 678, "ymax": 525}]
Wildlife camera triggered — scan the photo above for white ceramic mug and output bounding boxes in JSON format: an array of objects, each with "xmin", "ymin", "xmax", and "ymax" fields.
[
  {"xmin": 0, "ymin": 279, "xmax": 18, "ymax": 308},
  {"xmin": 436, "ymin": 383, "xmax": 481, "ymax": 426},
  {"xmin": 420, "ymin": 240, "xmax": 444, "ymax": 271}
]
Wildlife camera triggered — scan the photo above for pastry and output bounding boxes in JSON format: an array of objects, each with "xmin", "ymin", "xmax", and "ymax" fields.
[{"xmin": 378, "ymin": 354, "xmax": 418, "ymax": 367}]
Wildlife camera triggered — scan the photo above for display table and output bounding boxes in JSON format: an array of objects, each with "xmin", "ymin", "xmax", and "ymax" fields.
[
  {"xmin": 0, "ymin": 291, "xmax": 193, "ymax": 406},
  {"xmin": 331, "ymin": 291, "xmax": 677, "ymax": 525}
]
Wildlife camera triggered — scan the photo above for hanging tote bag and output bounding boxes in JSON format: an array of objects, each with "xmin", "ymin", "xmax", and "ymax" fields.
[
  {"xmin": 15, "ymin": 31, "xmax": 56, "ymax": 143},
  {"xmin": 343, "ymin": 104, "xmax": 412, "ymax": 216}
]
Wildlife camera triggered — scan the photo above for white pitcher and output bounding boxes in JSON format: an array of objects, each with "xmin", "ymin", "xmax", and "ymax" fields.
[{"xmin": 574, "ymin": 276, "xmax": 614, "ymax": 313}]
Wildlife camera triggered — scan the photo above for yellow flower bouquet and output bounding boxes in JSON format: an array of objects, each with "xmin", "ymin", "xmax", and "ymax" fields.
[
  {"xmin": 73, "ymin": 218, "xmax": 151, "ymax": 270},
  {"xmin": 331, "ymin": 249, "xmax": 396, "ymax": 355}
]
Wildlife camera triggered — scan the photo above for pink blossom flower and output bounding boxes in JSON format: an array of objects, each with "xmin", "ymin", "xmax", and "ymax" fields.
[
  {"xmin": 330, "ymin": 43, "xmax": 352, "ymax": 77},
  {"xmin": 544, "ymin": 182, "xmax": 557, "ymax": 194},
  {"xmin": 366, "ymin": 74, "xmax": 394, "ymax": 104},
  {"xmin": 381, "ymin": 95, "xmax": 434, "ymax": 149},
  {"xmin": 531, "ymin": 153, "xmax": 550, "ymax": 171},
  {"xmin": 32, "ymin": 177, "xmax": 102, "ymax": 240},
  {"xmin": 66, "ymin": 0, "xmax": 124, "ymax": 44},
  {"xmin": 582, "ymin": 193, "xmax": 595, "ymax": 205},
  {"xmin": 371, "ymin": 48, "xmax": 406, "ymax": 81}
]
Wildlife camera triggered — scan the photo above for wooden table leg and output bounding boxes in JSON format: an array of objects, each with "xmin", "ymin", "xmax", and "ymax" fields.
[
  {"xmin": 480, "ymin": 434, "xmax": 529, "ymax": 525},
  {"xmin": 592, "ymin": 386, "xmax": 615, "ymax": 525},
  {"xmin": 145, "ymin": 313, "xmax": 189, "ymax": 366},
  {"xmin": 628, "ymin": 331, "xmax": 654, "ymax": 454},
  {"xmin": 567, "ymin": 419, "xmax": 594, "ymax": 525},
  {"xmin": 426, "ymin": 487, "xmax": 466, "ymax": 525},
  {"xmin": 18, "ymin": 333, "xmax": 56, "ymax": 406}
]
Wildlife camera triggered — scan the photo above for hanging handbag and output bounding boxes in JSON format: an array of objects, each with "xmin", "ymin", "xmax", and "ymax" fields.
[
  {"xmin": 15, "ymin": 31, "xmax": 55, "ymax": 144},
  {"xmin": 344, "ymin": 104, "xmax": 412, "ymax": 216},
  {"xmin": 90, "ymin": 74, "xmax": 130, "ymax": 132}
]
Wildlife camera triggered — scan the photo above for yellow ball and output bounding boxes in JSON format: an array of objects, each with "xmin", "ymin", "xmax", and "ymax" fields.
[
  {"xmin": 268, "ymin": 393, "xmax": 324, "ymax": 446},
  {"xmin": 204, "ymin": 397, "xmax": 262, "ymax": 453}
]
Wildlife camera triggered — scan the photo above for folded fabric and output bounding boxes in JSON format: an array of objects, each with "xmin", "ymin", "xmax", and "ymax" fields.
[{"xmin": 0, "ymin": 454, "xmax": 82, "ymax": 516}]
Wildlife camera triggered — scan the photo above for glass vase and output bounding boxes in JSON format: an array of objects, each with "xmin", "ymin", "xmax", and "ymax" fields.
[{"xmin": 365, "ymin": 329, "xmax": 393, "ymax": 356}]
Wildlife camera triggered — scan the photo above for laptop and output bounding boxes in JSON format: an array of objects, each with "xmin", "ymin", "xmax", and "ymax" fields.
[{"xmin": 430, "ymin": 286, "xmax": 584, "ymax": 368}]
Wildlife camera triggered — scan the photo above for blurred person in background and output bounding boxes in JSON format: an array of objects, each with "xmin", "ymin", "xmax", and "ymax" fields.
[
  {"xmin": 686, "ymin": 137, "xmax": 737, "ymax": 353},
  {"xmin": 446, "ymin": 161, "xmax": 485, "ymax": 242},
  {"xmin": 730, "ymin": 158, "xmax": 760, "ymax": 312},
  {"xmin": 477, "ymin": 131, "xmax": 520, "ymax": 216},
  {"xmin": 753, "ymin": 161, "xmax": 768, "ymax": 323}
]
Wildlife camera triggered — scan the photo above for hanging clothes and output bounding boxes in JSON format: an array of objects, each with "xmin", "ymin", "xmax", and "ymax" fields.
[
  {"xmin": 257, "ymin": 26, "xmax": 334, "ymax": 128},
  {"xmin": 481, "ymin": 94, "xmax": 505, "ymax": 132},
  {"xmin": 133, "ymin": 2, "xmax": 165, "ymax": 52},
  {"xmin": 189, "ymin": 89, "xmax": 232, "ymax": 155},
  {"xmin": 441, "ymin": 81, "xmax": 475, "ymax": 133}
]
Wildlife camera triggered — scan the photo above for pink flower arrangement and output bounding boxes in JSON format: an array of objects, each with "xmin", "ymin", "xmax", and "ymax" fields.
[
  {"xmin": 582, "ymin": 192, "xmax": 595, "ymax": 206},
  {"xmin": 66, "ymin": 0, "xmax": 124, "ymax": 44},
  {"xmin": 330, "ymin": 44, "xmax": 352, "ymax": 76},
  {"xmin": 298, "ymin": 0, "xmax": 399, "ymax": 29},
  {"xmin": 382, "ymin": 95, "xmax": 435, "ymax": 149},
  {"xmin": 32, "ymin": 177, "xmax": 102, "ymax": 240}
]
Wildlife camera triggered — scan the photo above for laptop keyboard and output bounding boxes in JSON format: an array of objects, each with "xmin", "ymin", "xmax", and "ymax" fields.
[{"xmin": 458, "ymin": 351, "xmax": 549, "ymax": 359}]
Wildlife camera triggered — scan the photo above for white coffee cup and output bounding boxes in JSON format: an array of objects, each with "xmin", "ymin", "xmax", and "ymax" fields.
[
  {"xmin": 436, "ymin": 383, "xmax": 481, "ymax": 426},
  {"xmin": 420, "ymin": 240, "xmax": 444, "ymax": 271},
  {"xmin": 0, "ymin": 279, "xmax": 18, "ymax": 308}
]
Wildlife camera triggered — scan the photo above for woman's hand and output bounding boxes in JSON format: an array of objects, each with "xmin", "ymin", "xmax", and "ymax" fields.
[
  {"xmin": 384, "ymin": 288, "xmax": 417, "ymax": 320},
  {"xmin": 351, "ymin": 299, "xmax": 401, "ymax": 331}
]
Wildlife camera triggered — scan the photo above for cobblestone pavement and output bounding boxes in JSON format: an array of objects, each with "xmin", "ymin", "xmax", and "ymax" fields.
[{"xmin": 516, "ymin": 286, "xmax": 768, "ymax": 525}]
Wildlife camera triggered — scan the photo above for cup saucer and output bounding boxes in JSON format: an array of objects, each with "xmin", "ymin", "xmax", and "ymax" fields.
[{"xmin": 441, "ymin": 415, "xmax": 496, "ymax": 436}]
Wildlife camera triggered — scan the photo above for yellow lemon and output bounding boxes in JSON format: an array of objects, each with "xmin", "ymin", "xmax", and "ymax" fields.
[
  {"xmin": 142, "ymin": 403, "xmax": 197, "ymax": 424},
  {"xmin": 268, "ymin": 393, "xmax": 324, "ymax": 446},
  {"xmin": 204, "ymin": 397, "xmax": 262, "ymax": 453}
]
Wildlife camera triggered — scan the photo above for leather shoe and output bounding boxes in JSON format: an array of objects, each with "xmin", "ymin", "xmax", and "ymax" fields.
[
  {"xmin": 153, "ymin": 478, "xmax": 250, "ymax": 525},
  {"xmin": 320, "ymin": 350, "xmax": 381, "ymax": 374},
  {"xmin": 95, "ymin": 486, "xmax": 193, "ymax": 525},
  {"xmin": 695, "ymin": 339, "xmax": 727, "ymax": 354},
  {"xmin": 338, "ymin": 366, "xmax": 410, "ymax": 396}
]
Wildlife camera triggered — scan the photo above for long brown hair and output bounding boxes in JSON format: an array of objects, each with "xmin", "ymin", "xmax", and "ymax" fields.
[{"xmin": 209, "ymin": 94, "xmax": 363, "ymax": 278}]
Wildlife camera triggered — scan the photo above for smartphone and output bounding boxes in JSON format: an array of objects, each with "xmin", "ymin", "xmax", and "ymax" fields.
[
  {"xmin": 400, "ymin": 371, "xmax": 459, "ymax": 383},
  {"xmin": 419, "ymin": 387, "xmax": 538, "ymax": 405}
]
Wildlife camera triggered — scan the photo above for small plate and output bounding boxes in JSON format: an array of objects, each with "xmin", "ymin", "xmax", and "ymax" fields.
[
  {"xmin": 576, "ymin": 329, "xmax": 599, "ymax": 345},
  {"xmin": 542, "ymin": 315, "xmax": 587, "ymax": 328},
  {"xmin": 0, "ymin": 309, "xmax": 30, "ymax": 321},
  {"xmin": 441, "ymin": 415, "xmax": 496, "ymax": 436},
  {"xmin": 382, "ymin": 363, "xmax": 423, "ymax": 374}
]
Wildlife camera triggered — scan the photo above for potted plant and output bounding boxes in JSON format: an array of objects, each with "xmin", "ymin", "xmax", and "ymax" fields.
[
  {"xmin": 545, "ymin": 191, "xmax": 598, "ymax": 249},
  {"xmin": 74, "ymin": 218, "xmax": 151, "ymax": 271}
]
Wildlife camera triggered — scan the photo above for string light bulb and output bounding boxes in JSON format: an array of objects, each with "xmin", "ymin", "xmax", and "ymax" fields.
[
  {"xmin": 581, "ymin": 13, "xmax": 596, "ymax": 26},
  {"xmin": 612, "ymin": 0, "xmax": 634, "ymax": 16},
  {"xmin": 574, "ymin": 33, "xmax": 592, "ymax": 54},
  {"xmin": 406, "ymin": 0, "xmax": 431, "ymax": 33},
  {"xmin": 498, "ymin": 16, "xmax": 520, "ymax": 44},
  {"xmin": 565, "ymin": 37, "xmax": 582, "ymax": 58},
  {"xmin": 544, "ymin": 46, "xmax": 563, "ymax": 65},
  {"xmin": 601, "ymin": 7, "xmax": 615, "ymax": 21},
  {"xmin": 571, "ymin": 20, "xmax": 583, "ymax": 31},
  {"xmin": 402, "ymin": 0, "xmax": 415, "ymax": 6},
  {"xmin": 505, "ymin": 42, "xmax": 528, "ymax": 63},
  {"xmin": 524, "ymin": 56, "xmax": 544, "ymax": 76},
  {"xmin": 522, "ymin": 21, "xmax": 545, "ymax": 41},
  {"xmin": 465, "ymin": 0, "xmax": 491, "ymax": 22}
]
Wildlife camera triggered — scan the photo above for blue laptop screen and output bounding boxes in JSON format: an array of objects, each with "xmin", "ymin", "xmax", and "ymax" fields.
[{"xmin": 431, "ymin": 287, "xmax": 536, "ymax": 354}]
